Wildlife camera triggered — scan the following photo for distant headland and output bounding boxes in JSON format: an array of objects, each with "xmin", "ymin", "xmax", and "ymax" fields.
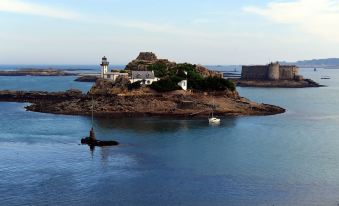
[{"xmin": 282, "ymin": 58, "xmax": 339, "ymax": 68}]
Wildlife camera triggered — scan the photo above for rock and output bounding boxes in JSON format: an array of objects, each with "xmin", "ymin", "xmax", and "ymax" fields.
[
  {"xmin": 234, "ymin": 79, "xmax": 323, "ymax": 88},
  {"xmin": 74, "ymin": 75, "xmax": 98, "ymax": 82},
  {"xmin": 125, "ymin": 52, "xmax": 176, "ymax": 71},
  {"xmin": 88, "ymin": 79, "xmax": 116, "ymax": 95},
  {"xmin": 88, "ymin": 77, "xmax": 131, "ymax": 96},
  {"xmin": 0, "ymin": 89, "xmax": 84, "ymax": 103},
  {"xmin": 65, "ymin": 89, "xmax": 83, "ymax": 97},
  {"xmin": 195, "ymin": 65, "xmax": 222, "ymax": 78},
  {"xmin": 114, "ymin": 75, "xmax": 131, "ymax": 88},
  {"xmin": 136, "ymin": 52, "xmax": 158, "ymax": 61}
]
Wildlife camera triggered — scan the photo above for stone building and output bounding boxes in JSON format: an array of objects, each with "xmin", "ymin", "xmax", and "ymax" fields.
[{"xmin": 241, "ymin": 62, "xmax": 303, "ymax": 81}]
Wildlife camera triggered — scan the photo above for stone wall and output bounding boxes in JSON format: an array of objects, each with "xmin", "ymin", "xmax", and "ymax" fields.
[
  {"xmin": 241, "ymin": 65, "xmax": 268, "ymax": 80},
  {"xmin": 279, "ymin": 65, "xmax": 299, "ymax": 80}
]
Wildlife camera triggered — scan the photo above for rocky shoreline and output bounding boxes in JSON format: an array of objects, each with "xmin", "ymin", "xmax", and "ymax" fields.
[
  {"xmin": 234, "ymin": 79, "xmax": 322, "ymax": 88},
  {"xmin": 0, "ymin": 88, "xmax": 285, "ymax": 118}
]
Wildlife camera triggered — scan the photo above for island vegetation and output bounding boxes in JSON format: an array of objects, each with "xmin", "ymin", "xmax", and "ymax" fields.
[{"xmin": 131, "ymin": 62, "xmax": 235, "ymax": 92}]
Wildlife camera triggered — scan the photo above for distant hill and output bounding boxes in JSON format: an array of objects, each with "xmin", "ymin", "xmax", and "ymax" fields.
[{"xmin": 282, "ymin": 58, "xmax": 339, "ymax": 68}]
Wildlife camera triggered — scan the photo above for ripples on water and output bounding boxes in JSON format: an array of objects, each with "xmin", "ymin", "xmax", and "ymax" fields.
[{"xmin": 1, "ymin": 68, "xmax": 339, "ymax": 205}]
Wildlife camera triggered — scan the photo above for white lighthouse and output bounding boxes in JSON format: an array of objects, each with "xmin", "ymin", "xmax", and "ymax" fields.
[{"xmin": 100, "ymin": 56, "xmax": 109, "ymax": 78}]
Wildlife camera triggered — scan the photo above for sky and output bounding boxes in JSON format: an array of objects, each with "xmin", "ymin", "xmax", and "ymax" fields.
[{"xmin": 0, "ymin": 0, "xmax": 339, "ymax": 65}]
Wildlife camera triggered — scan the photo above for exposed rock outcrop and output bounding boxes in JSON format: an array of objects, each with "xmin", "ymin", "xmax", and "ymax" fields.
[
  {"xmin": 0, "ymin": 89, "xmax": 84, "ymax": 103},
  {"xmin": 136, "ymin": 52, "xmax": 158, "ymax": 61},
  {"xmin": 125, "ymin": 52, "xmax": 221, "ymax": 78},
  {"xmin": 195, "ymin": 65, "xmax": 222, "ymax": 78},
  {"xmin": 74, "ymin": 75, "xmax": 99, "ymax": 82},
  {"xmin": 125, "ymin": 52, "xmax": 176, "ymax": 71}
]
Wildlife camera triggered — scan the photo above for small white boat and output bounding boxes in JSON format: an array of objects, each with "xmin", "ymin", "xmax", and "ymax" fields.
[
  {"xmin": 208, "ymin": 98, "xmax": 221, "ymax": 124},
  {"xmin": 209, "ymin": 117, "xmax": 221, "ymax": 124}
]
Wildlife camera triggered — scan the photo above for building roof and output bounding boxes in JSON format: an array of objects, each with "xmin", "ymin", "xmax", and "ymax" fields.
[
  {"xmin": 131, "ymin": 71, "xmax": 155, "ymax": 79},
  {"xmin": 105, "ymin": 72, "xmax": 128, "ymax": 75}
]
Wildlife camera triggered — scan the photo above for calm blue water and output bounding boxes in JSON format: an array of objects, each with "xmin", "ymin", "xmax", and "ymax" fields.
[{"xmin": 1, "ymin": 68, "xmax": 339, "ymax": 205}]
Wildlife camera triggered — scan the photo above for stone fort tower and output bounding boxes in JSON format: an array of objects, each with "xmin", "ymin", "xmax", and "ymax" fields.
[{"xmin": 268, "ymin": 62, "xmax": 280, "ymax": 80}]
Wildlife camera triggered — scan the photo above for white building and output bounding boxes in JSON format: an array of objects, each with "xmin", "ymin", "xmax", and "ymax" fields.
[
  {"xmin": 178, "ymin": 80, "xmax": 187, "ymax": 91},
  {"xmin": 100, "ymin": 56, "xmax": 128, "ymax": 81},
  {"xmin": 131, "ymin": 71, "xmax": 160, "ymax": 85},
  {"xmin": 100, "ymin": 56, "xmax": 109, "ymax": 78}
]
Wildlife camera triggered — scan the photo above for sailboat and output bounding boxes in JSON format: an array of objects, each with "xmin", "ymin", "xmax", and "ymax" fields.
[
  {"xmin": 208, "ymin": 98, "xmax": 221, "ymax": 124},
  {"xmin": 81, "ymin": 97, "xmax": 119, "ymax": 147}
]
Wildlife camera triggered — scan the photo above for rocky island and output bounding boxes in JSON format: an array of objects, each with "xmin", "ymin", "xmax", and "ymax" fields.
[
  {"xmin": 235, "ymin": 62, "xmax": 322, "ymax": 88},
  {"xmin": 0, "ymin": 53, "xmax": 286, "ymax": 117}
]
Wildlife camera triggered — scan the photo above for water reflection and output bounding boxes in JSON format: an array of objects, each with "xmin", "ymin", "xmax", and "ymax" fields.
[
  {"xmin": 92, "ymin": 117, "xmax": 238, "ymax": 134},
  {"xmin": 85, "ymin": 145, "xmax": 119, "ymax": 163}
]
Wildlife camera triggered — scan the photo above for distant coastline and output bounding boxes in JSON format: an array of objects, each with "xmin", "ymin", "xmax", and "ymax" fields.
[{"xmin": 0, "ymin": 68, "xmax": 76, "ymax": 76}]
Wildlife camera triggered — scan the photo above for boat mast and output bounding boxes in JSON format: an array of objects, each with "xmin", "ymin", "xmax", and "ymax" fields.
[
  {"xmin": 212, "ymin": 98, "xmax": 215, "ymax": 118},
  {"xmin": 91, "ymin": 96, "xmax": 94, "ymax": 128}
]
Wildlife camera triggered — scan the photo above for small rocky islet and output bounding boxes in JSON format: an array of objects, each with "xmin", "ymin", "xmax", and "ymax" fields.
[
  {"xmin": 0, "ymin": 68, "xmax": 76, "ymax": 76},
  {"xmin": 0, "ymin": 52, "xmax": 285, "ymax": 117}
]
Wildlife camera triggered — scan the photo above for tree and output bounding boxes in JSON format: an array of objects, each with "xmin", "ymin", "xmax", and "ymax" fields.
[
  {"xmin": 147, "ymin": 63, "xmax": 168, "ymax": 78},
  {"xmin": 150, "ymin": 78, "xmax": 181, "ymax": 92}
]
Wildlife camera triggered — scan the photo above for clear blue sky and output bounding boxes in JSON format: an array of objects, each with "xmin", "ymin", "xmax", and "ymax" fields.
[{"xmin": 0, "ymin": 0, "xmax": 338, "ymax": 65}]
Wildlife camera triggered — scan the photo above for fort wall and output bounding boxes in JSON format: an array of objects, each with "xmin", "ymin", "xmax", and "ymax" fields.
[
  {"xmin": 279, "ymin": 65, "xmax": 299, "ymax": 80},
  {"xmin": 241, "ymin": 66, "xmax": 268, "ymax": 80}
]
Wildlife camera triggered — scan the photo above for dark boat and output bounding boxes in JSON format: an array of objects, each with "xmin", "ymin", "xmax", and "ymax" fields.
[
  {"xmin": 81, "ymin": 128, "xmax": 119, "ymax": 147},
  {"xmin": 321, "ymin": 76, "xmax": 331, "ymax": 80},
  {"xmin": 81, "ymin": 97, "xmax": 119, "ymax": 147}
]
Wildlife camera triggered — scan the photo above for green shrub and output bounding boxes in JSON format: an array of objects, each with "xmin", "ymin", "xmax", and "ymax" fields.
[
  {"xmin": 150, "ymin": 78, "xmax": 181, "ymax": 92},
  {"xmin": 204, "ymin": 76, "xmax": 235, "ymax": 91},
  {"xmin": 147, "ymin": 62, "xmax": 235, "ymax": 92},
  {"xmin": 148, "ymin": 63, "xmax": 168, "ymax": 78},
  {"xmin": 128, "ymin": 81, "xmax": 142, "ymax": 90},
  {"xmin": 189, "ymin": 76, "xmax": 235, "ymax": 91}
]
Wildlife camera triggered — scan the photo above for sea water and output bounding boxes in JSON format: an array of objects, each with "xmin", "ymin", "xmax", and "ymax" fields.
[{"xmin": 0, "ymin": 68, "xmax": 339, "ymax": 205}]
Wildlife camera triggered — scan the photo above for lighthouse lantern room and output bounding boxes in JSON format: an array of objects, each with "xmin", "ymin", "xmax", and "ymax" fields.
[{"xmin": 100, "ymin": 56, "xmax": 109, "ymax": 78}]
